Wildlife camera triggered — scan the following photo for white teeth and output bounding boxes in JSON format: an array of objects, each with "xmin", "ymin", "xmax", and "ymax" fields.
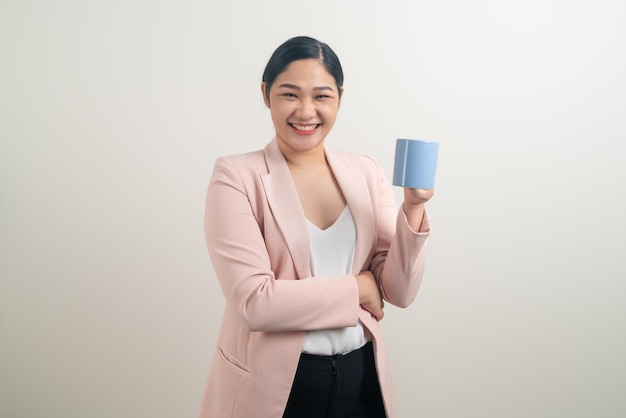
[{"xmin": 291, "ymin": 123, "xmax": 317, "ymax": 131}]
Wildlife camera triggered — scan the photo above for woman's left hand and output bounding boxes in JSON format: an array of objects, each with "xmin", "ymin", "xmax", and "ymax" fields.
[
  {"xmin": 403, "ymin": 187, "xmax": 434, "ymax": 205},
  {"xmin": 402, "ymin": 188, "xmax": 434, "ymax": 231},
  {"xmin": 356, "ymin": 271, "xmax": 385, "ymax": 321}
]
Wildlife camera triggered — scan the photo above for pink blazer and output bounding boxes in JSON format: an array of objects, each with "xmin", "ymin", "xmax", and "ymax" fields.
[{"xmin": 199, "ymin": 139, "xmax": 430, "ymax": 418}]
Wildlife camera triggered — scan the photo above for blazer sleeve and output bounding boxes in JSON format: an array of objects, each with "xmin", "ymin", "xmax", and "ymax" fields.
[
  {"xmin": 205, "ymin": 156, "xmax": 360, "ymax": 332},
  {"xmin": 368, "ymin": 160, "xmax": 431, "ymax": 308}
]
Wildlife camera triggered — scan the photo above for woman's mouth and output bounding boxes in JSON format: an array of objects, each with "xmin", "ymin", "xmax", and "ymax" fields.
[{"xmin": 289, "ymin": 123, "xmax": 320, "ymax": 135}]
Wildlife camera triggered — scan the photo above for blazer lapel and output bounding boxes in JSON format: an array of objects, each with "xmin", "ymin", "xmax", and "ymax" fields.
[
  {"xmin": 325, "ymin": 149, "xmax": 376, "ymax": 275},
  {"xmin": 260, "ymin": 140, "xmax": 376, "ymax": 279},
  {"xmin": 260, "ymin": 139, "xmax": 311, "ymax": 279}
]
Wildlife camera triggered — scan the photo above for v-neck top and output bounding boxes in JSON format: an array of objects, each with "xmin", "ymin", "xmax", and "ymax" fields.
[{"xmin": 302, "ymin": 206, "xmax": 369, "ymax": 355}]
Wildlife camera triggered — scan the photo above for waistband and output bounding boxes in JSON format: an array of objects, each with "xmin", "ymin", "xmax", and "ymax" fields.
[{"xmin": 297, "ymin": 342, "xmax": 373, "ymax": 372}]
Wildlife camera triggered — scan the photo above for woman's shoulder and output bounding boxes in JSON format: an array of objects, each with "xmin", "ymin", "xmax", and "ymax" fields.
[
  {"xmin": 219, "ymin": 148, "xmax": 265, "ymax": 164},
  {"xmin": 209, "ymin": 148, "xmax": 269, "ymax": 184},
  {"xmin": 214, "ymin": 147, "xmax": 266, "ymax": 167}
]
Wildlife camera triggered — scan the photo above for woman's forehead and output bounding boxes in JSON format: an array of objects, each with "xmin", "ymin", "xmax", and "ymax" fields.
[{"xmin": 274, "ymin": 59, "xmax": 336, "ymax": 87}]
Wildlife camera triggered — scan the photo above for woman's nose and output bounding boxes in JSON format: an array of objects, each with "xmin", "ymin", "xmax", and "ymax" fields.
[{"xmin": 295, "ymin": 98, "xmax": 316, "ymax": 119}]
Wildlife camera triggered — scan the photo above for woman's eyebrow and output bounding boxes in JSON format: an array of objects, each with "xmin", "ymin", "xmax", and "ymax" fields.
[
  {"xmin": 278, "ymin": 83, "xmax": 335, "ymax": 92},
  {"xmin": 314, "ymin": 86, "xmax": 335, "ymax": 92}
]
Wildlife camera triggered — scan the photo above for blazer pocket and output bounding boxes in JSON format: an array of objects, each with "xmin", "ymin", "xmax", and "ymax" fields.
[{"xmin": 218, "ymin": 345, "xmax": 252, "ymax": 376}]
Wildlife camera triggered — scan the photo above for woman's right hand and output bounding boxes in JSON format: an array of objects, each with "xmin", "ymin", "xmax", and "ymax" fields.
[{"xmin": 356, "ymin": 271, "xmax": 384, "ymax": 321}]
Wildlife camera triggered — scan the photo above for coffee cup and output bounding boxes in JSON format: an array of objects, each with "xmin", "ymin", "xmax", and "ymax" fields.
[{"xmin": 392, "ymin": 138, "xmax": 439, "ymax": 189}]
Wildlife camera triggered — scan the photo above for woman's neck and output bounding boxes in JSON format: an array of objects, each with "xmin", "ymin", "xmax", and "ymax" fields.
[{"xmin": 279, "ymin": 143, "xmax": 327, "ymax": 171}]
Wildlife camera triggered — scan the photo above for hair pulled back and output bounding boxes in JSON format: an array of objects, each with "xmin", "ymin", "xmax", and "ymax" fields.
[{"xmin": 262, "ymin": 36, "xmax": 344, "ymax": 100}]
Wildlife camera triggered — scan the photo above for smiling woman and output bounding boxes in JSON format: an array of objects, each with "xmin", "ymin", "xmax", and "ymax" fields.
[
  {"xmin": 199, "ymin": 36, "xmax": 434, "ymax": 418},
  {"xmin": 261, "ymin": 37, "xmax": 344, "ymax": 160},
  {"xmin": 262, "ymin": 59, "xmax": 342, "ymax": 158}
]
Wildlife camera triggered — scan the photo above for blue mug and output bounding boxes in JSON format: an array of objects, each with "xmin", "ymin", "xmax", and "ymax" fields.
[{"xmin": 392, "ymin": 139, "xmax": 439, "ymax": 189}]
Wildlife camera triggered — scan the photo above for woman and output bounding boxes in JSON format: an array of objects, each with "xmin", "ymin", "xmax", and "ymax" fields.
[{"xmin": 200, "ymin": 36, "xmax": 433, "ymax": 418}]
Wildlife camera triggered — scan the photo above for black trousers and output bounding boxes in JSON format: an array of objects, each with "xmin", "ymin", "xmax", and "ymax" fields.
[{"xmin": 282, "ymin": 342, "xmax": 387, "ymax": 418}]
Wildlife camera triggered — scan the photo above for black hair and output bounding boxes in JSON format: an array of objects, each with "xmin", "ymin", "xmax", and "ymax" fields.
[{"xmin": 262, "ymin": 36, "xmax": 344, "ymax": 100}]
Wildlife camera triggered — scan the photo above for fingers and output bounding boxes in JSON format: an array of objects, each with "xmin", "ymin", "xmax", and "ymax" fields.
[
  {"xmin": 361, "ymin": 297, "xmax": 385, "ymax": 321},
  {"xmin": 374, "ymin": 307, "xmax": 384, "ymax": 321},
  {"xmin": 361, "ymin": 304, "xmax": 383, "ymax": 321},
  {"xmin": 356, "ymin": 271, "xmax": 385, "ymax": 321},
  {"xmin": 403, "ymin": 187, "xmax": 435, "ymax": 205}
]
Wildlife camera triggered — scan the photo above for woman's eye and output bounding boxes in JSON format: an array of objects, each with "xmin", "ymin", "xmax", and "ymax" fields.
[
  {"xmin": 282, "ymin": 93, "xmax": 297, "ymax": 98},
  {"xmin": 316, "ymin": 94, "xmax": 331, "ymax": 99}
]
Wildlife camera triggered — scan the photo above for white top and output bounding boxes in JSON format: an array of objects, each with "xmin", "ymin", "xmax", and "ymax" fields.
[{"xmin": 302, "ymin": 206, "xmax": 369, "ymax": 355}]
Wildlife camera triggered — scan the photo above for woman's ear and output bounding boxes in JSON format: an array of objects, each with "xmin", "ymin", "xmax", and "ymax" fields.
[
  {"xmin": 338, "ymin": 87, "xmax": 345, "ymax": 109},
  {"xmin": 261, "ymin": 82, "xmax": 270, "ymax": 108}
]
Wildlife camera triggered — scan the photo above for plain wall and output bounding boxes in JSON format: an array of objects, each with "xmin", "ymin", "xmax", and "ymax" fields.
[{"xmin": 1, "ymin": 0, "xmax": 625, "ymax": 417}]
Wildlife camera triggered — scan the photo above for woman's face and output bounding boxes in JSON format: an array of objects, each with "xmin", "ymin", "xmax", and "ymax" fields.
[{"xmin": 262, "ymin": 59, "xmax": 343, "ymax": 157}]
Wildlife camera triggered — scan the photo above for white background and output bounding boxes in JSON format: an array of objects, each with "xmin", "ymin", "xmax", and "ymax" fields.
[{"xmin": 1, "ymin": 0, "xmax": 625, "ymax": 417}]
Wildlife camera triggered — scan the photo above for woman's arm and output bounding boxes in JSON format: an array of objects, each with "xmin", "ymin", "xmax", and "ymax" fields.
[
  {"xmin": 369, "ymin": 164, "xmax": 432, "ymax": 308},
  {"xmin": 402, "ymin": 188, "xmax": 435, "ymax": 231},
  {"xmin": 205, "ymin": 156, "xmax": 362, "ymax": 332}
]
